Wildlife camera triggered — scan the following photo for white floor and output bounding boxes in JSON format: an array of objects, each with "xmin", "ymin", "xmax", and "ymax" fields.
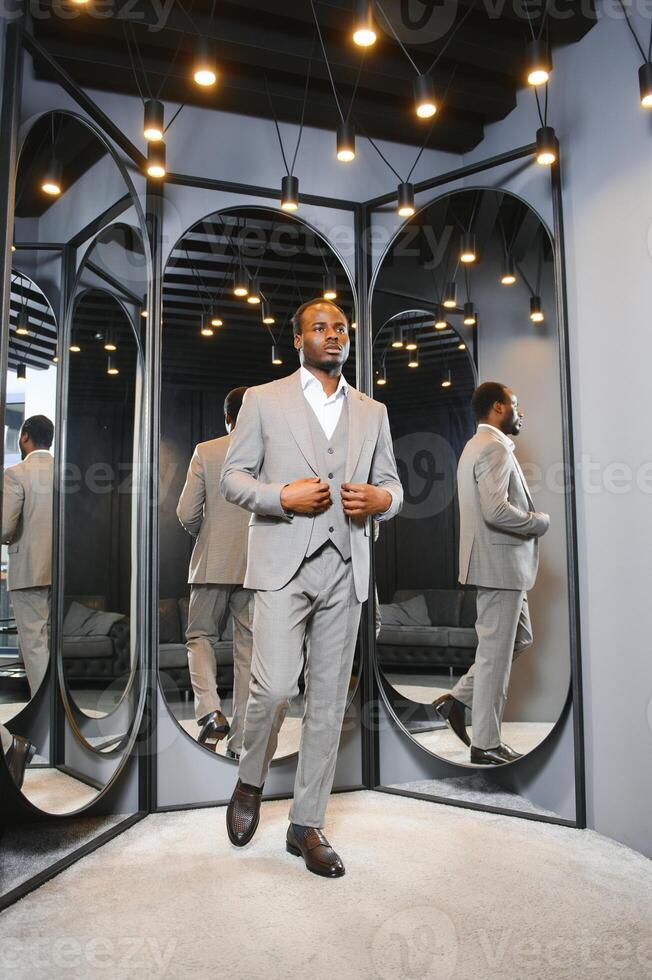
[{"xmin": 1, "ymin": 791, "xmax": 651, "ymax": 980}]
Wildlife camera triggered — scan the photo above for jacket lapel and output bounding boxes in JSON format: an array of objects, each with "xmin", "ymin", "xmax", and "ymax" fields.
[
  {"xmin": 279, "ymin": 370, "xmax": 319, "ymax": 475},
  {"xmin": 345, "ymin": 387, "xmax": 369, "ymax": 482}
]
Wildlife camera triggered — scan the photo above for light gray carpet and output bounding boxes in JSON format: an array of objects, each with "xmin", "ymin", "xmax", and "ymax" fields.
[
  {"xmin": 1, "ymin": 791, "xmax": 651, "ymax": 980},
  {"xmin": 387, "ymin": 775, "xmax": 560, "ymax": 817},
  {"xmin": 21, "ymin": 768, "xmax": 99, "ymax": 815}
]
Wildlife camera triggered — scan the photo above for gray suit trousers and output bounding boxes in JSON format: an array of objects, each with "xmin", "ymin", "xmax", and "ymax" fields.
[
  {"xmin": 238, "ymin": 543, "xmax": 362, "ymax": 828},
  {"xmin": 451, "ymin": 588, "xmax": 533, "ymax": 750},
  {"xmin": 12, "ymin": 586, "xmax": 51, "ymax": 696},
  {"xmin": 186, "ymin": 584, "xmax": 253, "ymax": 755}
]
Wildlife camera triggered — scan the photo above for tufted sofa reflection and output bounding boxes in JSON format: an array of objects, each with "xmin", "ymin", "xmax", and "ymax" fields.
[
  {"xmin": 376, "ymin": 588, "xmax": 478, "ymax": 673},
  {"xmin": 158, "ymin": 597, "xmax": 234, "ymax": 696},
  {"xmin": 62, "ymin": 596, "xmax": 131, "ymax": 683}
]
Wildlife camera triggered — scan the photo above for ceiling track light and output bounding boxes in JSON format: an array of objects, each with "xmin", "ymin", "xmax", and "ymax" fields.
[
  {"xmin": 640, "ymin": 62, "xmax": 652, "ymax": 107},
  {"xmin": 143, "ymin": 99, "xmax": 164, "ymax": 142},
  {"xmin": 247, "ymin": 276, "xmax": 262, "ymax": 304},
  {"xmin": 501, "ymin": 257, "xmax": 517, "ymax": 285},
  {"xmin": 391, "ymin": 325, "xmax": 404, "ymax": 348},
  {"xmin": 16, "ymin": 362, "xmax": 26, "ymax": 381},
  {"xmin": 535, "ymin": 126, "xmax": 558, "ymax": 166},
  {"xmin": 281, "ymin": 174, "xmax": 299, "ymax": 211},
  {"xmin": 460, "ymin": 232, "xmax": 477, "ymax": 264},
  {"xmin": 193, "ymin": 38, "xmax": 218, "ymax": 87},
  {"xmin": 352, "ymin": 0, "xmax": 376, "ymax": 47},
  {"xmin": 323, "ymin": 271, "xmax": 337, "ymax": 301},
  {"xmin": 530, "ymin": 296, "xmax": 544, "ymax": 323},
  {"xmin": 397, "ymin": 181, "xmax": 415, "ymax": 218},
  {"xmin": 261, "ymin": 300, "xmax": 275, "ymax": 325},
  {"xmin": 107, "ymin": 355, "xmax": 119, "ymax": 375},
  {"xmin": 233, "ymin": 267, "xmax": 250, "ymax": 297},
  {"xmin": 405, "ymin": 329, "xmax": 417, "ymax": 351},
  {"xmin": 408, "ymin": 349, "xmax": 419, "ymax": 369},
  {"xmin": 442, "ymin": 368, "xmax": 452, "ymax": 388},
  {"xmin": 41, "ymin": 158, "xmax": 62, "ymax": 196},
  {"xmin": 272, "ymin": 343, "xmax": 283, "ymax": 365},
  {"xmin": 526, "ymin": 38, "xmax": 552, "ymax": 86},
  {"xmin": 414, "ymin": 73, "xmax": 437, "ymax": 119},
  {"xmin": 463, "ymin": 301, "xmax": 477, "ymax": 326},
  {"xmin": 443, "ymin": 281, "xmax": 457, "ymax": 309},
  {"xmin": 146, "ymin": 140, "xmax": 166, "ymax": 179},
  {"xmin": 336, "ymin": 119, "xmax": 356, "ymax": 162}
]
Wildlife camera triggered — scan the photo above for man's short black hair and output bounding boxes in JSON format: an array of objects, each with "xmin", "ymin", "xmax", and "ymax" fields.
[
  {"xmin": 21, "ymin": 414, "xmax": 54, "ymax": 449},
  {"xmin": 224, "ymin": 386, "xmax": 248, "ymax": 423},
  {"xmin": 470, "ymin": 382, "xmax": 509, "ymax": 423},
  {"xmin": 291, "ymin": 298, "xmax": 348, "ymax": 336}
]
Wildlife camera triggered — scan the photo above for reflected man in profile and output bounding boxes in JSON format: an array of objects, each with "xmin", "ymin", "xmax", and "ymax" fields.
[
  {"xmin": 177, "ymin": 387, "xmax": 253, "ymax": 758},
  {"xmin": 434, "ymin": 383, "xmax": 550, "ymax": 765},
  {"xmin": 1, "ymin": 415, "xmax": 54, "ymax": 787},
  {"xmin": 221, "ymin": 299, "xmax": 402, "ymax": 877}
]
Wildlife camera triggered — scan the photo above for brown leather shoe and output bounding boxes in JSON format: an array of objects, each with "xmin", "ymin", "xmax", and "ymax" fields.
[
  {"xmin": 226, "ymin": 779, "xmax": 263, "ymax": 846},
  {"xmin": 470, "ymin": 743, "xmax": 522, "ymax": 765},
  {"xmin": 286, "ymin": 825, "xmax": 345, "ymax": 878},
  {"xmin": 433, "ymin": 693, "xmax": 471, "ymax": 747},
  {"xmin": 5, "ymin": 735, "xmax": 36, "ymax": 789},
  {"xmin": 198, "ymin": 710, "xmax": 230, "ymax": 750}
]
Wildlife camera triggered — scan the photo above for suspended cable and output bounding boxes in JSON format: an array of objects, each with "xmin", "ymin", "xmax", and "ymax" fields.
[
  {"xmin": 406, "ymin": 65, "xmax": 457, "ymax": 181},
  {"xmin": 264, "ymin": 31, "xmax": 316, "ymax": 178},
  {"xmin": 616, "ymin": 0, "xmax": 648, "ymax": 60},
  {"xmin": 424, "ymin": 0, "xmax": 478, "ymax": 76}
]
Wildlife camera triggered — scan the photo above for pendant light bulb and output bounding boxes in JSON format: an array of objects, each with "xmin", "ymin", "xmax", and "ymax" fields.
[
  {"xmin": 107, "ymin": 356, "xmax": 119, "ymax": 375},
  {"xmin": 352, "ymin": 0, "xmax": 376, "ymax": 47},
  {"xmin": 434, "ymin": 305, "xmax": 447, "ymax": 330},
  {"xmin": 376, "ymin": 365, "xmax": 387, "ymax": 386},
  {"xmin": 201, "ymin": 320, "xmax": 215, "ymax": 337},
  {"xmin": 233, "ymin": 267, "xmax": 250, "ymax": 298},
  {"xmin": 146, "ymin": 140, "xmax": 166, "ymax": 179},
  {"xmin": 41, "ymin": 158, "xmax": 62, "ymax": 196},
  {"xmin": 247, "ymin": 276, "xmax": 262, "ymax": 304},
  {"xmin": 460, "ymin": 232, "xmax": 476, "ymax": 264},
  {"xmin": 193, "ymin": 39, "xmax": 218, "ymax": 87},
  {"xmin": 261, "ymin": 301, "xmax": 275, "ymax": 325},
  {"xmin": 405, "ymin": 329, "xmax": 417, "ymax": 351},
  {"xmin": 211, "ymin": 315, "xmax": 224, "ymax": 327},
  {"xmin": 535, "ymin": 126, "xmax": 558, "ymax": 166},
  {"xmin": 272, "ymin": 344, "xmax": 283, "ymax": 365},
  {"xmin": 442, "ymin": 368, "xmax": 452, "ymax": 388},
  {"xmin": 463, "ymin": 301, "xmax": 477, "ymax": 326},
  {"xmin": 323, "ymin": 271, "xmax": 337, "ymax": 301},
  {"xmin": 103, "ymin": 332, "xmax": 117, "ymax": 352},
  {"xmin": 397, "ymin": 181, "xmax": 415, "ymax": 218},
  {"xmin": 391, "ymin": 325, "xmax": 404, "ymax": 349},
  {"xmin": 16, "ymin": 320, "xmax": 29, "ymax": 336},
  {"xmin": 69, "ymin": 336, "xmax": 81, "ymax": 353},
  {"xmin": 336, "ymin": 120, "xmax": 356, "ymax": 162},
  {"xmin": 143, "ymin": 99, "xmax": 164, "ymax": 142},
  {"xmin": 458, "ymin": 342, "xmax": 466, "ymax": 350},
  {"xmin": 408, "ymin": 349, "xmax": 419, "ymax": 369},
  {"xmin": 639, "ymin": 62, "xmax": 652, "ymax": 107},
  {"xmin": 443, "ymin": 281, "xmax": 457, "ymax": 309},
  {"xmin": 501, "ymin": 257, "xmax": 516, "ymax": 285},
  {"xmin": 141, "ymin": 295, "xmax": 148, "ymax": 318},
  {"xmin": 526, "ymin": 39, "xmax": 552, "ymax": 86},
  {"xmin": 530, "ymin": 295, "xmax": 544, "ymax": 323},
  {"xmin": 414, "ymin": 74, "xmax": 437, "ymax": 119},
  {"xmin": 281, "ymin": 174, "xmax": 299, "ymax": 211}
]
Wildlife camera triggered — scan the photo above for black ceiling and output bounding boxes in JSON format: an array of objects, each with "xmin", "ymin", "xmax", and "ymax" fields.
[
  {"xmin": 8, "ymin": 271, "xmax": 58, "ymax": 371},
  {"xmin": 30, "ymin": 0, "xmax": 596, "ymax": 155}
]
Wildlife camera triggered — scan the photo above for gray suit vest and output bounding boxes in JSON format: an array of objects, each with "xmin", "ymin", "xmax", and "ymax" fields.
[{"xmin": 304, "ymin": 398, "xmax": 351, "ymax": 561}]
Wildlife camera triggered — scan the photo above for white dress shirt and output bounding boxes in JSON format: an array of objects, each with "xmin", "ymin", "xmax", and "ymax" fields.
[{"xmin": 300, "ymin": 365, "xmax": 348, "ymax": 439}]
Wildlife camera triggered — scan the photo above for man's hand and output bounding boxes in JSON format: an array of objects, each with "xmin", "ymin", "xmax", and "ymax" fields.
[
  {"xmin": 341, "ymin": 483, "xmax": 391, "ymax": 519},
  {"xmin": 281, "ymin": 477, "xmax": 332, "ymax": 515}
]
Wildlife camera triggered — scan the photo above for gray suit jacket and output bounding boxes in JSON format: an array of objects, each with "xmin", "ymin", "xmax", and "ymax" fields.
[
  {"xmin": 457, "ymin": 427, "xmax": 549, "ymax": 591},
  {"xmin": 2, "ymin": 451, "xmax": 54, "ymax": 591},
  {"xmin": 176, "ymin": 434, "xmax": 250, "ymax": 585},
  {"xmin": 220, "ymin": 369, "xmax": 403, "ymax": 603}
]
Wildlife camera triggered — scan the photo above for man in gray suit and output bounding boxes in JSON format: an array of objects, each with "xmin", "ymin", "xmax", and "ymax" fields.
[
  {"xmin": 177, "ymin": 387, "xmax": 253, "ymax": 758},
  {"xmin": 221, "ymin": 298, "xmax": 402, "ymax": 877},
  {"xmin": 434, "ymin": 383, "xmax": 550, "ymax": 765},
  {"xmin": 1, "ymin": 415, "xmax": 54, "ymax": 788}
]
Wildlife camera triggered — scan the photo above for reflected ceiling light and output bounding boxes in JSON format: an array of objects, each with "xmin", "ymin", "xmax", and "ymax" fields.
[
  {"xmin": 16, "ymin": 362, "xmax": 26, "ymax": 381},
  {"xmin": 52, "ymin": 346, "xmax": 59, "ymax": 364},
  {"xmin": 281, "ymin": 174, "xmax": 299, "ymax": 211},
  {"xmin": 247, "ymin": 276, "xmax": 261, "ymax": 304},
  {"xmin": 376, "ymin": 365, "xmax": 387, "ymax": 386},
  {"xmin": 397, "ymin": 181, "xmax": 415, "ymax": 218},
  {"xmin": 261, "ymin": 301, "xmax": 275, "ymax": 325},
  {"xmin": 434, "ymin": 306, "xmax": 447, "ymax": 330},
  {"xmin": 69, "ymin": 336, "xmax": 81, "ymax": 353},
  {"xmin": 103, "ymin": 332, "xmax": 117, "ymax": 352},
  {"xmin": 530, "ymin": 295, "xmax": 544, "ymax": 323},
  {"xmin": 146, "ymin": 140, "xmax": 166, "ymax": 179},
  {"xmin": 336, "ymin": 120, "xmax": 356, "ymax": 162},
  {"xmin": 639, "ymin": 62, "xmax": 652, "ymax": 107},
  {"xmin": 441, "ymin": 368, "xmax": 452, "ymax": 388},
  {"xmin": 460, "ymin": 232, "xmax": 476, "ymax": 263},
  {"xmin": 405, "ymin": 329, "xmax": 417, "ymax": 351},
  {"xmin": 501, "ymin": 257, "xmax": 516, "ymax": 285},
  {"xmin": 11, "ymin": 244, "xmax": 16, "ymax": 252},
  {"xmin": 200, "ymin": 319, "xmax": 215, "ymax": 337},
  {"xmin": 458, "ymin": 341, "xmax": 466, "ymax": 350},
  {"xmin": 16, "ymin": 319, "xmax": 29, "ymax": 336},
  {"xmin": 193, "ymin": 39, "xmax": 218, "ymax": 87},
  {"xmin": 463, "ymin": 301, "xmax": 477, "ymax": 326},
  {"xmin": 391, "ymin": 325, "xmax": 404, "ymax": 348},
  {"xmin": 408, "ymin": 349, "xmax": 419, "ymax": 369},
  {"xmin": 272, "ymin": 344, "xmax": 283, "ymax": 365},
  {"xmin": 141, "ymin": 295, "xmax": 148, "ymax": 318},
  {"xmin": 41, "ymin": 159, "xmax": 62, "ymax": 196},
  {"xmin": 351, "ymin": 320, "xmax": 357, "ymax": 330},
  {"xmin": 107, "ymin": 356, "xmax": 119, "ymax": 375},
  {"xmin": 211, "ymin": 315, "xmax": 224, "ymax": 327},
  {"xmin": 233, "ymin": 267, "xmax": 250, "ymax": 297},
  {"xmin": 414, "ymin": 74, "xmax": 437, "ymax": 119},
  {"xmin": 535, "ymin": 126, "xmax": 558, "ymax": 166},
  {"xmin": 143, "ymin": 99, "xmax": 164, "ymax": 142},
  {"xmin": 443, "ymin": 281, "xmax": 457, "ymax": 309},
  {"xmin": 352, "ymin": 0, "xmax": 376, "ymax": 47},
  {"xmin": 526, "ymin": 39, "xmax": 552, "ymax": 86},
  {"xmin": 323, "ymin": 271, "xmax": 337, "ymax": 301}
]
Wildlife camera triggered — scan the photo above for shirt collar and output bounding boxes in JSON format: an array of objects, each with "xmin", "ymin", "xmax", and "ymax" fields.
[
  {"xmin": 300, "ymin": 366, "xmax": 348, "ymax": 398},
  {"xmin": 24, "ymin": 449, "xmax": 52, "ymax": 459},
  {"xmin": 478, "ymin": 423, "xmax": 515, "ymax": 453}
]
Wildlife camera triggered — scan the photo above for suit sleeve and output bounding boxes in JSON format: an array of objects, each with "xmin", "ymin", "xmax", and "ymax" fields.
[
  {"xmin": 220, "ymin": 389, "xmax": 290, "ymax": 519},
  {"xmin": 475, "ymin": 443, "xmax": 549, "ymax": 538},
  {"xmin": 369, "ymin": 405, "xmax": 403, "ymax": 523},
  {"xmin": 176, "ymin": 447, "xmax": 205, "ymax": 537},
  {"xmin": 2, "ymin": 469, "xmax": 24, "ymax": 544}
]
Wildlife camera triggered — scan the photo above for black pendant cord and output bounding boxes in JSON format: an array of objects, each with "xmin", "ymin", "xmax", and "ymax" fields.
[
  {"xmin": 264, "ymin": 31, "xmax": 316, "ymax": 178},
  {"xmin": 534, "ymin": 80, "xmax": 549, "ymax": 129},
  {"xmin": 616, "ymin": 0, "xmax": 651, "ymax": 61},
  {"xmin": 514, "ymin": 260, "xmax": 536, "ymax": 297},
  {"xmin": 464, "ymin": 264, "xmax": 471, "ymax": 302},
  {"xmin": 310, "ymin": 0, "xmax": 366, "ymax": 124},
  {"xmin": 122, "ymin": 18, "xmax": 147, "ymax": 105},
  {"xmin": 524, "ymin": 0, "xmax": 548, "ymax": 43},
  {"xmin": 375, "ymin": 0, "xmax": 476, "ymax": 80},
  {"xmin": 164, "ymin": 103, "xmax": 185, "ymax": 135}
]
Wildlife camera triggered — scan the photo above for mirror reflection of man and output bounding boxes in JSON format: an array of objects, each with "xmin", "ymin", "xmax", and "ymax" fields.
[
  {"xmin": 177, "ymin": 387, "xmax": 253, "ymax": 758},
  {"xmin": 433, "ymin": 383, "xmax": 550, "ymax": 765},
  {"xmin": 221, "ymin": 299, "xmax": 403, "ymax": 878},
  {"xmin": 1, "ymin": 415, "xmax": 54, "ymax": 788}
]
